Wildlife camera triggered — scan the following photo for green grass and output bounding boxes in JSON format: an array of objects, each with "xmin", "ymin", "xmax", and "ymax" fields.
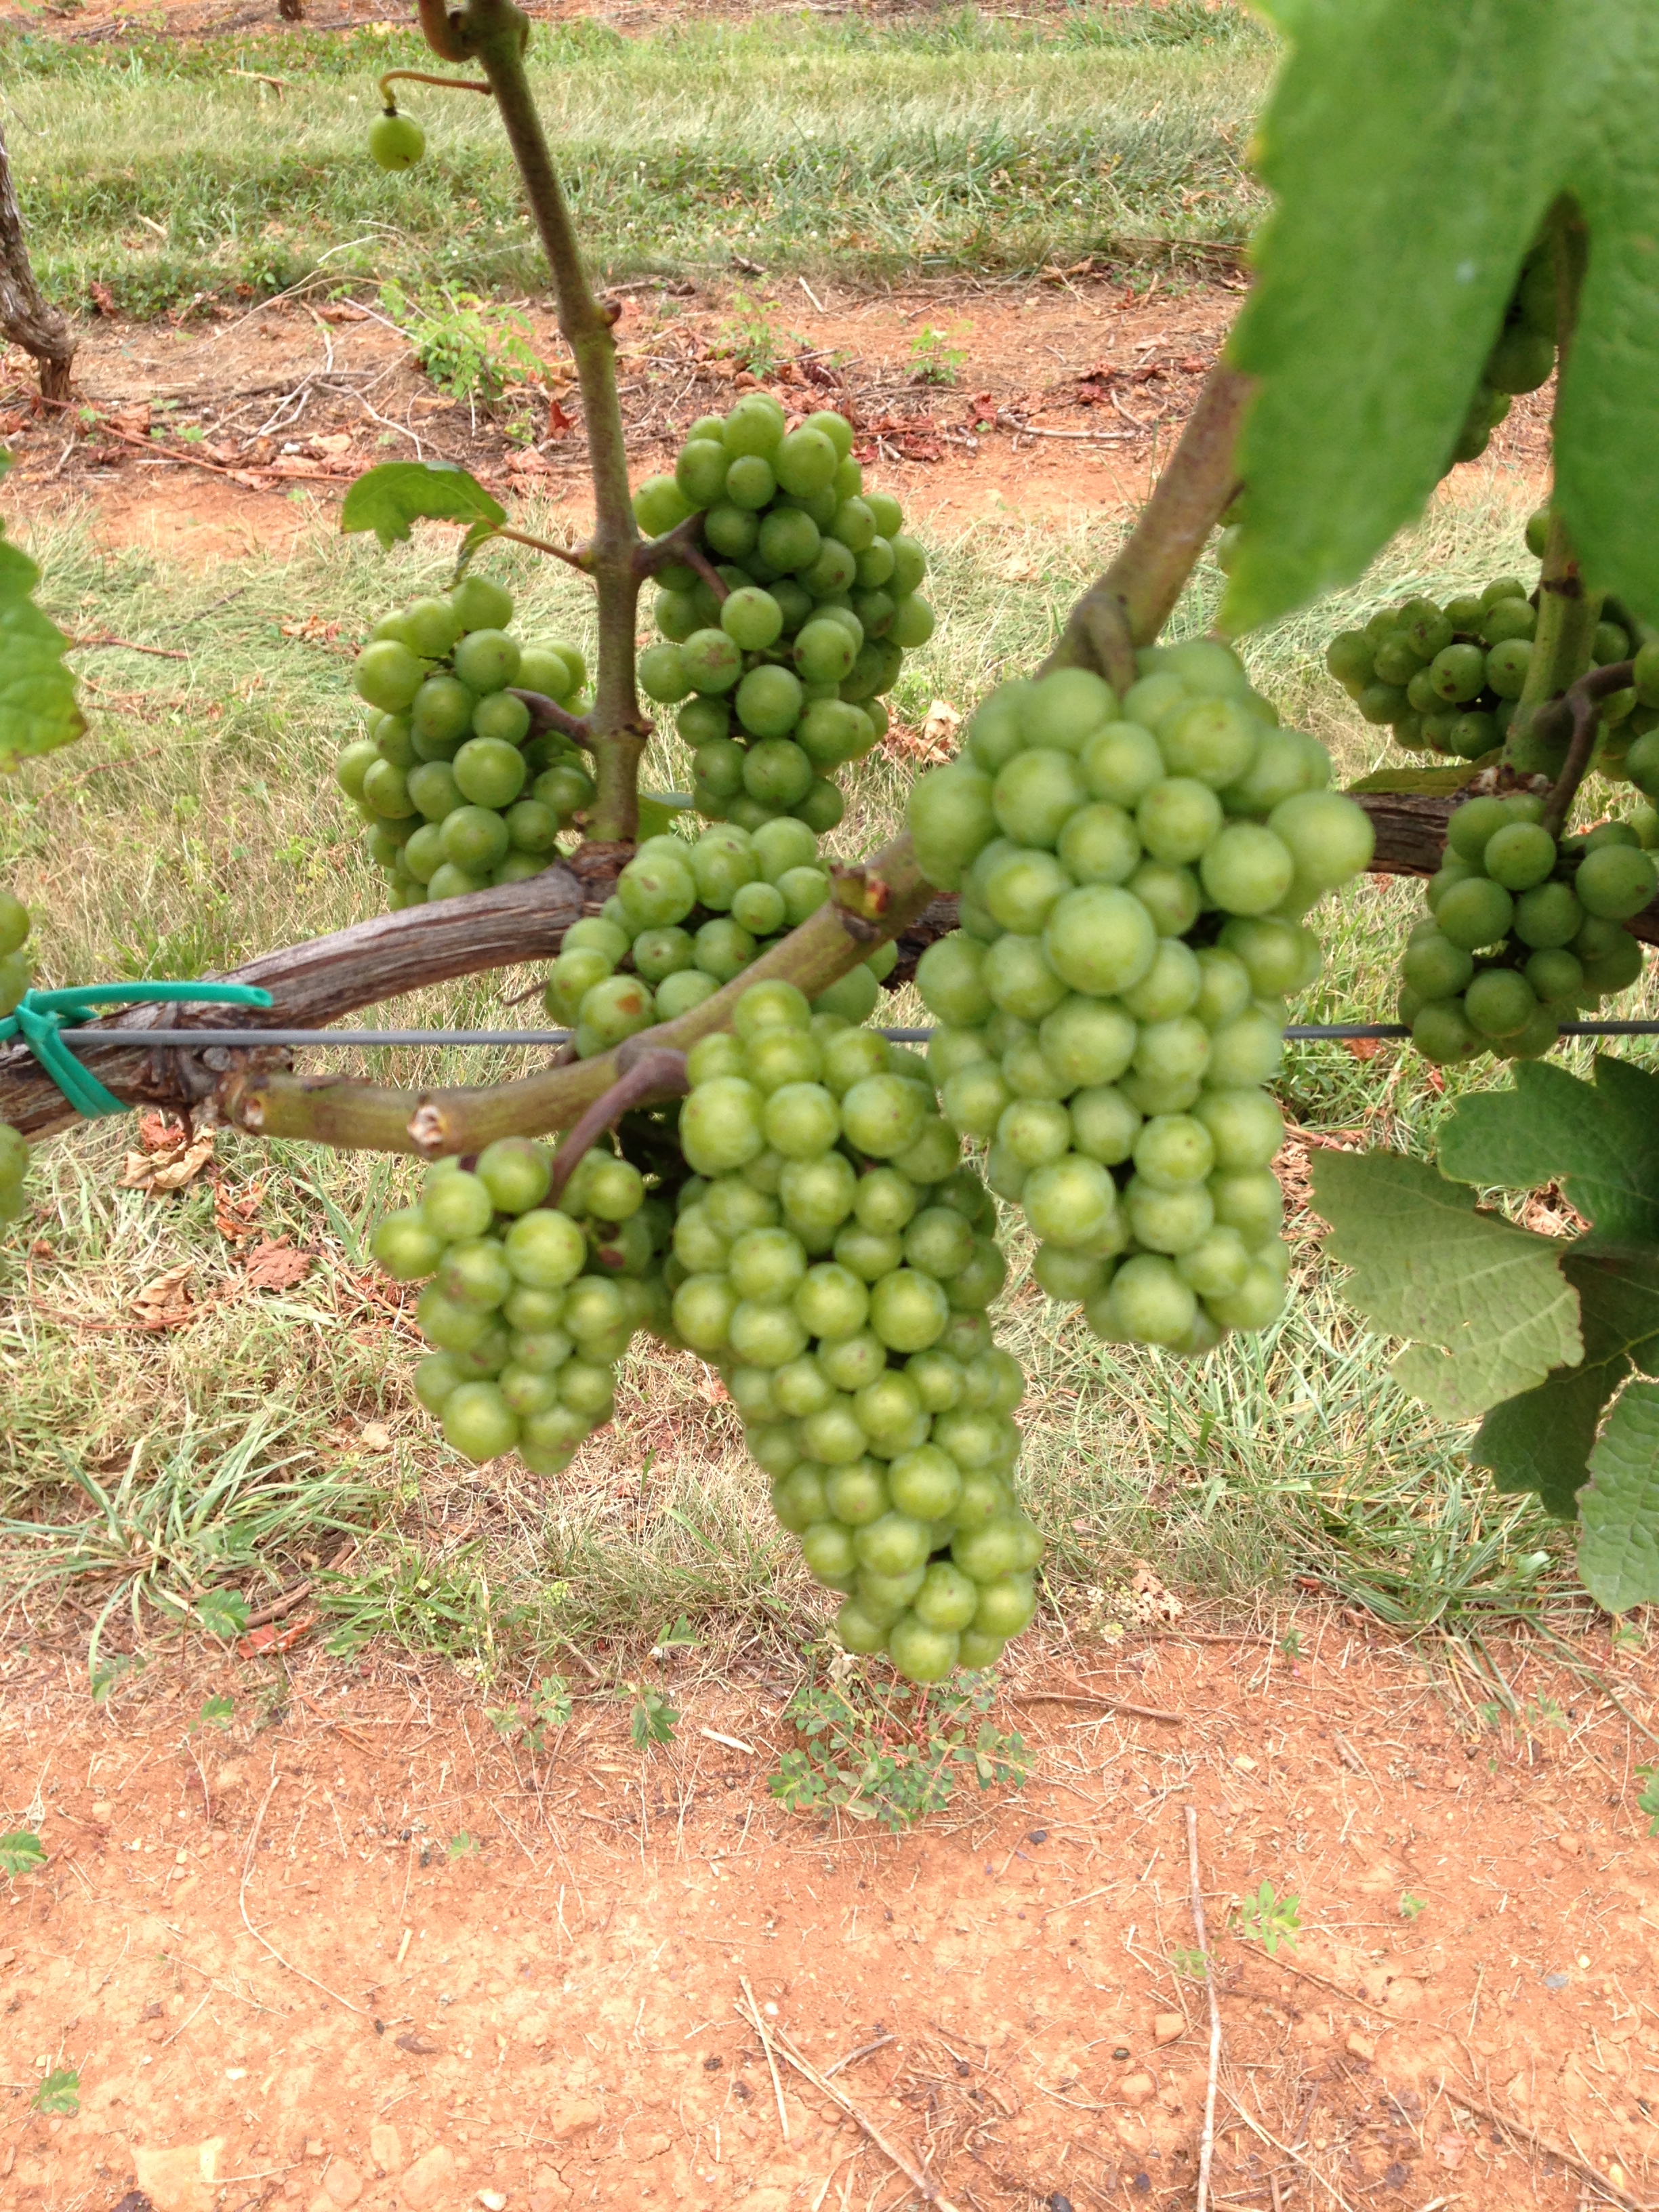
[
  {"xmin": 5, "ymin": 457, "xmax": 1645, "ymax": 1691},
  {"xmin": 0, "ymin": 3, "xmax": 1271, "ymax": 313}
]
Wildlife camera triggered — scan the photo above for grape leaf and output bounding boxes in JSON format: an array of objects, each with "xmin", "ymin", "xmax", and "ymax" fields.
[
  {"xmin": 0, "ymin": 535, "xmax": 85, "ymax": 764},
  {"xmin": 1473, "ymin": 1246, "xmax": 1659, "ymax": 1516},
  {"xmin": 1437, "ymin": 1057, "xmax": 1659, "ymax": 1244},
  {"xmin": 1221, "ymin": 1, "xmax": 1659, "ymax": 632},
  {"xmin": 1309, "ymin": 1148, "xmax": 1582, "ymax": 1420},
  {"xmin": 1576, "ymin": 1380, "xmax": 1659, "ymax": 1612},
  {"xmin": 340, "ymin": 462, "xmax": 506, "ymax": 550},
  {"xmin": 1345, "ymin": 765, "xmax": 1484, "ymax": 797}
]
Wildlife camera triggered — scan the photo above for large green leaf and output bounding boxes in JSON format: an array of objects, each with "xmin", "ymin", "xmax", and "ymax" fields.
[
  {"xmin": 0, "ymin": 536, "xmax": 85, "ymax": 765},
  {"xmin": 1310, "ymin": 1148, "xmax": 1582, "ymax": 1420},
  {"xmin": 1223, "ymin": 1, "xmax": 1659, "ymax": 632},
  {"xmin": 1437, "ymin": 1057, "xmax": 1659, "ymax": 1244},
  {"xmin": 1472, "ymin": 1246, "xmax": 1659, "ymax": 1516},
  {"xmin": 1577, "ymin": 1380, "xmax": 1659, "ymax": 1612},
  {"xmin": 340, "ymin": 462, "xmax": 506, "ymax": 550}
]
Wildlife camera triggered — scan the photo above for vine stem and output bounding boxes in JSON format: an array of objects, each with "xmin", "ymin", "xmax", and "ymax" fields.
[
  {"xmin": 377, "ymin": 68, "xmax": 493, "ymax": 105},
  {"xmin": 218, "ymin": 833, "xmax": 937, "ymax": 1153},
  {"xmin": 1537, "ymin": 659, "xmax": 1635, "ymax": 837},
  {"xmin": 545, "ymin": 1048, "xmax": 689, "ymax": 1205},
  {"xmin": 1040, "ymin": 362, "xmax": 1252, "ymax": 678},
  {"xmin": 510, "ymin": 687, "xmax": 594, "ymax": 748},
  {"xmin": 496, "ymin": 525, "xmax": 592, "ymax": 575},
  {"xmin": 435, "ymin": 0, "xmax": 647, "ymax": 842}
]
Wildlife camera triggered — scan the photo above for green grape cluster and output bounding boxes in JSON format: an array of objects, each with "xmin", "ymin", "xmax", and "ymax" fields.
[
  {"xmin": 1603, "ymin": 640, "xmax": 1659, "ymax": 812},
  {"xmin": 1400, "ymin": 792, "xmax": 1656, "ymax": 1063},
  {"xmin": 907, "ymin": 644, "xmax": 1375, "ymax": 1355},
  {"xmin": 370, "ymin": 1125, "xmax": 687, "ymax": 1477},
  {"xmin": 0, "ymin": 881, "xmax": 30, "ymax": 1019},
  {"xmin": 337, "ymin": 573, "xmax": 596, "ymax": 912},
  {"xmin": 541, "ymin": 817, "xmax": 896, "ymax": 1057},
  {"xmin": 0, "ymin": 882, "xmax": 29, "ymax": 1225},
  {"xmin": 1444, "ymin": 234, "xmax": 1559, "ymax": 471},
  {"xmin": 1325, "ymin": 536, "xmax": 1637, "ymax": 764},
  {"xmin": 666, "ymin": 979, "xmax": 1041, "ymax": 1685},
  {"xmin": 632, "ymin": 398, "xmax": 933, "ymax": 832}
]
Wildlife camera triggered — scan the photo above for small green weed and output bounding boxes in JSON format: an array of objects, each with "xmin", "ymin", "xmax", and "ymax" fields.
[
  {"xmin": 1233, "ymin": 1879, "xmax": 1301, "ymax": 1954},
  {"xmin": 1399, "ymin": 1891, "xmax": 1428, "ymax": 1921},
  {"xmin": 1169, "ymin": 1942, "xmax": 1210, "ymax": 1982},
  {"xmin": 31, "ymin": 2068, "xmax": 80, "ymax": 2118},
  {"xmin": 908, "ymin": 323, "xmax": 967, "ymax": 385},
  {"xmin": 196, "ymin": 1694, "xmax": 235, "ymax": 1731},
  {"xmin": 626, "ymin": 1687, "xmax": 680, "ymax": 1749},
  {"xmin": 380, "ymin": 281, "xmax": 545, "ymax": 407},
  {"xmin": 1634, "ymin": 1766, "xmax": 1659, "ymax": 1836},
  {"xmin": 486, "ymin": 1674, "xmax": 573, "ymax": 1753},
  {"xmin": 715, "ymin": 287, "xmax": 798, "ymax": 379},
  {"xmin": 769, "ymin": 1658, "xmax": 1029, "ymax": 1832},
  {"xmin": 446, "ymin": 1831, "xmax": 478, "ymax": 1862},
  {"xmin": 0, "ymin": 1829, "xmax": 47, "ymax": 1879}
]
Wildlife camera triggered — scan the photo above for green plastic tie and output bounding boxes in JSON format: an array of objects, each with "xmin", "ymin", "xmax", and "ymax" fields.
[{"xmin": 0, "ymin": 982, "xmax": 276, "ymax": 1118}]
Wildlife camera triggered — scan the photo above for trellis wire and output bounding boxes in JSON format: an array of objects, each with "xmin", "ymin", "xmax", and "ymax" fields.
[{"xmin": 33, "ymin": 1019, "xmax": 1659, "ymax": 1050}]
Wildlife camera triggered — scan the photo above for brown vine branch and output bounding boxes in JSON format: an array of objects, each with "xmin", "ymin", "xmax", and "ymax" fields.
[
  {"xmin": 0, "ymin": 863, "xmax": 584, "ymax": 1141},
  {"xmin": 510, "ymin": 687, "xmax": 594, "ymax": 748},
  {"xmin": 216, "ymin": 832, "xmax": 936, "ymax": 1156},
  {"xmin": 1041, "ymin": 361, "xmax": 1253, "ymax": 683},
  {"xmin": 545, "ymin": 1047, "xmax": 688, "ymax": 1205}
]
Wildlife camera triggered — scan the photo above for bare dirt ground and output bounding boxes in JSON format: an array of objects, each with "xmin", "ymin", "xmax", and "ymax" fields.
[
  {"xmin": 5, "ymin": 1616, "xmax": 1658, "ymax": 2212},
  {"xmin": 2, "ymin": 268, "xmax": 1553, "ymax": 567}
]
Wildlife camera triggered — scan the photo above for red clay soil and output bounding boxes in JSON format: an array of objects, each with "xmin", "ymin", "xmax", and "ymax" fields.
[
  {"xmin": 3, "ymin": 1616, "xmax": 1657, "ymax": 2212},
  {"xmin": 0, "ymin": 271, "xmax": 1551, "ymax": 565}
]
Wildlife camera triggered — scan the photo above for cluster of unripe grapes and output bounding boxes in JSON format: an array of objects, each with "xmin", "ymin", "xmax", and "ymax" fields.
[
  {"xmin": 632, "ymin": 399, "xmax": 931, "ymax": 832},
  {"xmin": 0, "ymin": 886, "xmax": 28, "ymax": 1225},
  {"xmin": 907, "ymin": 647, "xmax": 1374, "ymax": 1353},
  {"xmin": 337, "ymin": 575, "xmax": 595, "ymax": 911},
  {"xmin": 666, "ymin": 979, "xmax": 1040, "ymax": 1683},
  {"xmin": 1401, "ymin": 791, "xmax": 1656, "ymax": 1063},
  {"xmin": 1326, "ymin": 533, "xmax": 1639, "ymax": 765},
  {"xmin": 370, "ymin": 1124, "xmax": 683, "ymax": 1477},
  {"xmin": 541, "ymin": 817, "xmax": 894, "ymax": 1056},
  {"xmin": 1444, "ymin": 233, "xmax": 1560, "ymax": 471}
]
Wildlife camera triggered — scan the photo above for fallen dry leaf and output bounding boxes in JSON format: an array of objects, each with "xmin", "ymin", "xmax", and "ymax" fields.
[
  {"xmin": 359, "ymin": 1422, "xmax": 392, "ymax": 1452},
  {"xmin": 1129, "ymin": 1562, "xmax": 1183, "ymax": 1625},
  {"xmin": 237, "ymin": 1617, "xmax": 314, "ymax": 1660},
  {"xmin": 395, "ymin": 2030, "xmax": 441, "ymax": 2056},
  {"xmin": 547, "ymin": 395, "xmax": 575, "ymax": 438},
  {"xmin": 1433, "ymin": 2133, "xmax": 1467, "ymax": 2170},
  {"xmin": 213, "ymin": 1179, "xmax": 266, "ymax": 1245},
  {"xmin": 131, "ymin": 1261, "xmax": 197, "ymax": 1330},
  {"xmin": 121, "ymin": 1128, "xmax": 216, "ymax": 1195},
  {"xmin": 308, "ymin": 432, "xmax": 352, "ymax": 457},
  {"xmin": 243, "ymin": 1238, "xmax": 314, "ymax": 1292}
]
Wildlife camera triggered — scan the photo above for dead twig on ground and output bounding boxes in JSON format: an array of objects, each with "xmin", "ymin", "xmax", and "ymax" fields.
[
  {"xmin": 741, "ymin": 2002, "xmax": 963, "ymax": 2212},
  {"xmin": 737, "ymin": 1975, "xmax": 790, "ymax": 2144},
  {"xmin": 1187, "ymin": 1805, "xmax": 1223, "ymax": 2212},
  {"xmin": 240, "ymin": 1774, "xmax": 370, "ymax": 2017},
  {"xmin": 1013, "ymin": 1689, "xmax": 1184, "ymax": 1725},
  {"xmin": 1443, "ymin": 2074, "xmax": 1650, "ymax": 2211}
]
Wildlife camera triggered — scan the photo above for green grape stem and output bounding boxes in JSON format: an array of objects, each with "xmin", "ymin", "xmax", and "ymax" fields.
[
  {"xmin": 510, "ymin": 687, "xmax": 594, "ymax": 749},
  {"xmin": 428, "ymin": 0, "xmax": 648, "ymax": 842},
  {"xmin": 546, "ymin": 1046, "xmax": 689, "ymax": 1206},
  {"xmin": 634, "ymin": 513, "xmax": 731, "ymax": 600},
  {"xmin": 1507, "ymin": 508, "xmax": 1604, "ymax": 779},
  {"xmin": 1536, "ymin": 657, "xmax": 1636, "ymax": 838},
  {"xmin": 376, "ymin": 68, "xmax": 494, "ymax": 104}
]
